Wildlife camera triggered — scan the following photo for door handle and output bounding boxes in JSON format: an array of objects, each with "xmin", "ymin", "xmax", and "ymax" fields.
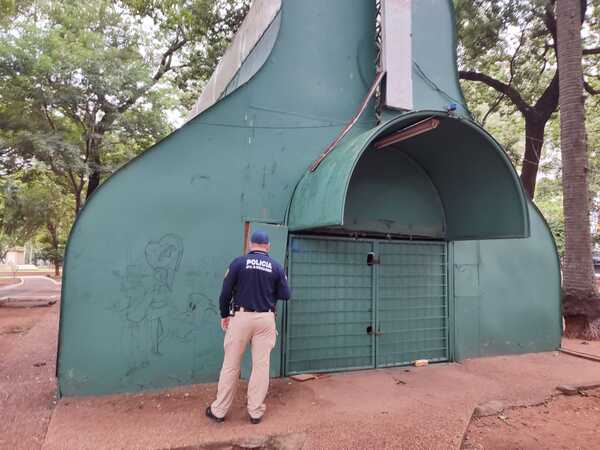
[{"xmin": 366, "ymin": 326, "xmax": 384, "ymax": 336}]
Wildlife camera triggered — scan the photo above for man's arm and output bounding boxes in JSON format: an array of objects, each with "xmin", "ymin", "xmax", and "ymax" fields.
[
  {"xmin": 275, "ymin": 264, "xmax": 291, "ymax": 300},
  {"xmin": 219, "ymin": 259, "xmax": 241, "ymax": 318}
]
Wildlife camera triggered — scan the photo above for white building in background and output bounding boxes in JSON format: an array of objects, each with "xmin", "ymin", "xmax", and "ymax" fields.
[
  {"xmin": 1, "ymin": 244, "xmax": 48, "ymax": 271},
  {"xmin": 4, "ymin": 247, "xmax": 25, "ymax": 265}
]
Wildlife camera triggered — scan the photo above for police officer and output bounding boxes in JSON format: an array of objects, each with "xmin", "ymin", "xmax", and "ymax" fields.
[{"xmin": 206, "ymin": 230, "xmax": 291, "ymax": 424}]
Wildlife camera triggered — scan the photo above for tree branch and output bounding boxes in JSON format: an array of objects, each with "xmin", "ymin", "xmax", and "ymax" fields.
[
  {"xmin": 42, "ymin": 103, "xmax": 56, "ymax": 131},
  {"xmin": 584, "ymin": 81, "xmax": 600, "ymax": 95},
  {"xmin": 533, "ymin": 71, "xmax": 559, "ymax": 121},
  {"xmin": 583, "ymin": 47, "xmax": 600, "ymax": 55},
  {"xmin": 97, "ymin": 29, "xmax": 188, "ymax": 133},
  {"xmin": 459, "ymin": 70, "xmax": 532, "ymax": 115},
  {"xmin": 479, "ymin": 30, "xmax": 526, "ymax": 127},
  {"xmin": 543, "ymin": 1, "xmax": 558, "ymax": 51}
]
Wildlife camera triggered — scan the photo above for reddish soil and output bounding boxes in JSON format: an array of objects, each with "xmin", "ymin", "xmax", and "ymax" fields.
[
  {"xmin": 0, "ymin": 305, "xmax": 50, "ymax": 356},
  {"xmin": 0, "ymin": 302, "xmax": 59, "ymax": 450},
  {"xmin": 462, "ymin": 388, "xmax": 600, "ymax": 450},
  {"xmin": 1, "ymin": 301, "xmax": 600, "ymax": 450}
]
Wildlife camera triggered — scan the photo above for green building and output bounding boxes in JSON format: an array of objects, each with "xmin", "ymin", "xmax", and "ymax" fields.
[{"xmin": 57, "ymin": 0, "xmax": 561, "ymax": 396}]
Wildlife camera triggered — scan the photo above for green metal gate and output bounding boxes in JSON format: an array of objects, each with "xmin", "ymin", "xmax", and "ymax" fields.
[
  {"xmin": 376, "ymin": 241, "xmax": 448, "ymax": 367},
  {"xmin": 285, "ymin": 236, "xmax": 448, "ymax": 375}
]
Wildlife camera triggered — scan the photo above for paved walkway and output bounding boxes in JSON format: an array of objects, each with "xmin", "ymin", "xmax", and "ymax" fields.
[
  {"xmin": 0, "ymin": 276, "xmax": 61, "ymax": 304},
  {"xmin": 42, "ymin": 350, "xmax": 600, "ymax": 450},
  {"xmin": 561, "ymin": 337, "xmax": 600, "ymax": 357}
]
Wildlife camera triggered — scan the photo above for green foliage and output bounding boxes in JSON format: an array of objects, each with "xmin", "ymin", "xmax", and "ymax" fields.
[
  {"xmin": 457, "ymin": 0, "xmax": 557, "ymax": 106},
  {"xmin": 456, "ymin": 0, "xmax": 600, "ymax": 251},
  {"xmin": 0, "ymin": 0, "xmax": 249, "ymax": 211},
  {"xmin": 0, "ymin": 232, "xmax": 16, "ymax": 263},
  {"xmin": 535, "ymin": 177, "xmax": 565, "ymax": 256},
  {"xmin": 1, "ymin": 170, "xmax": 74, "ymax": 271},
  {"xmin": 0, "ymin": 0, "xmax": 249, "ymax": 269}
]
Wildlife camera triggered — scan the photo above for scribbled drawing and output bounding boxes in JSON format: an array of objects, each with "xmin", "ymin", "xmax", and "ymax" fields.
[
  {"xmin": 188, "ymin": 292, "xmax": 218, "ymax": 316},
  {"xmin": 114, "ymin": 234, "xmax": 184, "ymax": 376},
  {"xmin": 161, "ymin": 300, "xmax": 197, "ymax": 343},
  {"xmin": 142, "ymin": 233, "xmax": 184, "ymax": 356},
  {"xmin": 117, "ymin": 264, "xmax": 155, "ymax": 376},
  {"xmin": 114, "ymin": 234, "xmax": 223, "ymax": 378}
]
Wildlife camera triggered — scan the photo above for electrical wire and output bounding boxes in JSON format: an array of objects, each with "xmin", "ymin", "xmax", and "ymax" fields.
[
  {"xmin": 412, "ymin": 62, "xmax": 468, "ymax": 110},
  {"xmin": 190, "ymin": 120, "xmax": 377, "ymax": 130}
]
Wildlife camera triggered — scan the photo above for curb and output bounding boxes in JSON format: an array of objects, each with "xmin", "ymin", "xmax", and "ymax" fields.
[
  {"xmin": 558, "ymin": 347, "xmax": 600, "ymax": 363},
  {"xmin": 0, "ymin": 277, "xmax": 24, "ymax": 290},
  {"xmin": 458, "ymin": 382, "xmax": 600, "ymax": 450}
]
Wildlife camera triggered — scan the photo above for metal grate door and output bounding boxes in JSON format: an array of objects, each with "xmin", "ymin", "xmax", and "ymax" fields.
[
  {"xmin": 376, "ymin": 241, "xmax": 448, "ymax": 367},
  {"xmin": 285, "ymin": 237, "xmax": 448, "ymax": 375},
  {"xmin": 285, "ymin": 237, "xmax": 374, "ymax": 374}
]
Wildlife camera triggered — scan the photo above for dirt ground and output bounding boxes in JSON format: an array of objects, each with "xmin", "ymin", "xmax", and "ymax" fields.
[
  {"xmin": 462, "ymin": 388, "xmax": 600, "ymax": 450},
  {"xmin": 0, "ymin": 304, "xmax": 50, "ymax": 355},
  {"xmin": 0, "ymin": 302, "xmax": 59, "ymax": 450},
  {"xmin": 1, "ymin": 299, "xmax": 600, "ymax": 450}
]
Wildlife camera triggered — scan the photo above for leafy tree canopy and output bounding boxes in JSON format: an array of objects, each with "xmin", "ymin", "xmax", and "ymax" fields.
[
  {"xmin": 0, "ymin": 0, "xmax": 249, "ymax": 212},
  {"xmin": 455, "ymin": 0, "xmax": 600, "ymax": 198}
]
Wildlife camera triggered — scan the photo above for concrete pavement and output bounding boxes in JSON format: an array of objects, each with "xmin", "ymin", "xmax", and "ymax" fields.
[
  {"xmin": 41, "ymin": 350, "xmax": 600, "ymax": 450},
  {"xmin": 0, "ymin": 276, "xmax": 61, "ymax": 305}
]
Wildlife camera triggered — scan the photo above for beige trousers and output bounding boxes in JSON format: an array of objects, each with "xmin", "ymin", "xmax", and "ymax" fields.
[{"xmin": 211, "ymin": 311, "xmax": 277, "ymax": 419}]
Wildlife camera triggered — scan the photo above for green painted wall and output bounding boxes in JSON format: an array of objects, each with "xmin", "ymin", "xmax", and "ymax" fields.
[
  {"xmin": 58, "ymin": 0, "xmax": 561, "ymax": 396},
  {"xmin": 411, "ymin": 0, "xmax": 469, "ymax": 115},
  {"xmin": 59, "ymin": 0, "xmax": 380, "ymax": 396},
  {"xmin": 397, "ymin": 117, "xmax": 530, "ymax": 240},
  {"xmin": 344, "ymin": 151, "xmax": 445, "ymax": 237},
  {"xmin": 453, "ymin": 202, "xmax": 562, "ymax": 360}
]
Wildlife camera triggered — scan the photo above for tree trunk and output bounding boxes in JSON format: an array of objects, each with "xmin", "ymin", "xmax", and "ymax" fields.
[
  {"xmin": 556, "ymin": 0, "xmax": 600, "ymax": 339},
  {"xmin": 86, "ymin": 170, "xmax": 101, "ymax": 200},
  {"xmin": 46, "ymin": 223, "xmax": 61, "ymax": 279},
  {"xmin": 85, "ymin": 137, "xmax": 103, "ymax": 200},
  {"xmin": 520, "ymin": 119, "xmax": 546, "ymax": 199},
  {"xmin": 74, "ymin": 189, "xmax": 82, "ymax": 215}
]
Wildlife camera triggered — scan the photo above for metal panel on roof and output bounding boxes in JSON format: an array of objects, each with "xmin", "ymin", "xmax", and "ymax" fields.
[
  {"xmin": 382, "ymin": 0, "xmax": 413, "ymax": 110},
  {"xmin": 288, "ymin": 126, "xmax": 381, "ymax": 231},
  {"xmin": 187, "ymin": 0, "xmax": 282, "ymax": 120}
]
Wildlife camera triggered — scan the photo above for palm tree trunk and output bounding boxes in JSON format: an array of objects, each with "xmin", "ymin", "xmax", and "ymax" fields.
[{"xmin": 556, "ymin": 0, "xmax": 600, "ymax": 338}]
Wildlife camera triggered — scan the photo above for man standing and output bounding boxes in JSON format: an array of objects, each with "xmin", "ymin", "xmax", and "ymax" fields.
[{"xmin": 206, "ymin": 230, "xmax": 291, "ymax": 424}]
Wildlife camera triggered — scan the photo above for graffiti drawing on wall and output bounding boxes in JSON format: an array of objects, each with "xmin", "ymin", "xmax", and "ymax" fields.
[
  {"xmin": 112, "ymin": 234, "xmax": 190, "ymax": 375},
  {"xmin": 111, "ymin": 233, "xmax": 221, "ymax": 377}
]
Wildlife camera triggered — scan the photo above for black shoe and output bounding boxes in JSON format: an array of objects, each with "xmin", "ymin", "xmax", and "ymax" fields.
[
  {"xmin": 249, "ymin": 415, "xmax": 262, "ymax": 425},
  {"xmin": 206, "ymin": 406, "xmax": 224, "ymax": 423}
]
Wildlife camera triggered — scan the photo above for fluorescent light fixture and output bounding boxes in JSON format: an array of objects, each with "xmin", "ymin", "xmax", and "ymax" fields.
[{"xmin": 373, "ymin": 117, "xmax": 440, "ymax": 149}]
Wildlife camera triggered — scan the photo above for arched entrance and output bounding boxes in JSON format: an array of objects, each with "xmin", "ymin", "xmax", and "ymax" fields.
[{"xmin": 284, "ymin": 112, "xmax": 530, "ymax": 374}]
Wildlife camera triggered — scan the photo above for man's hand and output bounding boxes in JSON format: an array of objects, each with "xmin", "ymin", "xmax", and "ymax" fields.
[{"xmin": 221, "ymin": 317, "xmax": 230, "ymax": 331}]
